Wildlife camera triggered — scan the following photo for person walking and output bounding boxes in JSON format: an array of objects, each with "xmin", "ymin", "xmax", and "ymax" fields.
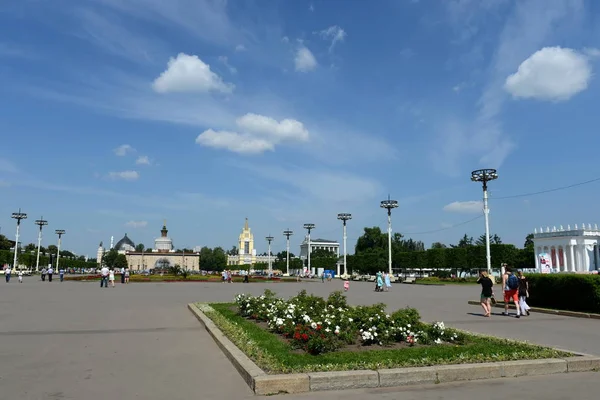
[
  {"xmin": 41, "ymin": 267, "xmax": 47, "ymax": 281},
  {"xmin": 121, "ymin": 267, "xmax": 126, "ymax": 284},
  {"xmin": 5, "ymin": 267, "xmax": 11, "ymax": 283},
  {"xmin": 384, "ymin": 272, "xmax": 392, "ymax": 292},
  {"xmin": 502, "ymin": 267, "xmax": 521, "ymax": 318},
  {"xmin": 376, "ymin": 272, "xmax": 384, "ymax": 292},
  {"xmin": 100, "ymin": 265, "xmax": 109, "ymax": 288},
  {"xmin": 477, "ymin": 270, "xmax": 494, "ymax": 317},
  {"xmin": 124, "ymin": 268, "xmax": 130, "ymax": 284},
  {"xmin": 517, "ymin": 270, "xmax": 531, "ymax": 316},
  {"xmin": 59, "ymin": 269, "xmax": 65, "ymax": 282},
  {"xmin": 109, "ymin": 269, "xmax": 115, "ymax": 287},
  {"xmin": 343, "ymin": 279, "xmax": 350, "ymax": 292},
  {"xmin": 47, "ymin": 267, "xmax": 54, "ymax": 282},
  {"xmin": 18, "ymin": 270, "xmax": 23, "ymax": 283}
]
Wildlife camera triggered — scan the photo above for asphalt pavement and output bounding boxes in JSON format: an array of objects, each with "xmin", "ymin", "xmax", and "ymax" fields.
[{"xmin": 0, "ymin": 278, "xmax": 598, "ymax": 400}]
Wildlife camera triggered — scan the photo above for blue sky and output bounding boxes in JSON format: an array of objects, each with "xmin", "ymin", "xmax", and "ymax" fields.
[{"xmin": 1, "ymin": 0, "xmax": 600, "ymax": 258}]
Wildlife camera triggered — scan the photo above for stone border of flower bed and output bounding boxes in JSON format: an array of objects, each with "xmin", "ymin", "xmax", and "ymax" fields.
[
  {"xmin": 467, "ymin": 300, "xmax": 600, "ymax": 319},
  {"xmin": 188, "ymin": 303, "xmax": 600, "ymax": 396}
]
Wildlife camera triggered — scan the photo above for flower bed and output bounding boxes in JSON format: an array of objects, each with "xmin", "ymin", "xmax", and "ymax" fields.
[
  {"xmin": 200, "ymin": 289, "xmax": 571, "ymax": 373},
  {"xmin": 235, "ymin": 290, "xmax": 462, "ymax": 355}
]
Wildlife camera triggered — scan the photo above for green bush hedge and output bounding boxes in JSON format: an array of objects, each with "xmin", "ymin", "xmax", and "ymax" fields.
[{"xmin": 526, "ymin": 274, "xmax": 600, "ymax": 313}]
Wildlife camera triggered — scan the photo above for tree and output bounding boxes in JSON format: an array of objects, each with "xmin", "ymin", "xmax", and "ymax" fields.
[
  {"xmin": 135, "ymin": 243, "xmax": 145, "ymax": 252},
  {"xmin": 47, "ymin": 245, "xmax": 58, "ymax": 254},
  {"xmin": 430, "ymin": 242, "xmax": 447, "ymax": 249},
  {"xmin": 102, "ymin": 249, "xmax": 118, "ymax": 268},
  {"xmin": 24, "ymin": 243, "xmax": 37, "ymax": 252},
  {"xmin": 475, "ymin": 234, "xmax": 502, "ymax": 246},
  {"xmin": 227, "ymin": 246, "xmax": 238, "ymax": 256},
  {"xmin": 0, "ymin": 235, "xmax": 15, "ymax": 251},
  {"xmin": 524, "ymin": 233, "xmax": 534, "ymax": 249},
  {"xmin": 115, "ymin": 254, "xmax": 128, "ymax": 269},
  {"xmin": 310, "ymin": 248, "xmax": 338, "ymax": 271},
  {"xmin": 453, "ymin": 234, "xmax": 474, "ymax": 248},
  {"xmin": 199, "ymin": 246, "xmax": 227, "ymax": 272}
]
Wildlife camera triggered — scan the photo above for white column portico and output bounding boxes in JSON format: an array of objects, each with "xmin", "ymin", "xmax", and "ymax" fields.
[{"xmin": 533, "ymin": 224, "xmax": 600, "ymax": 273}]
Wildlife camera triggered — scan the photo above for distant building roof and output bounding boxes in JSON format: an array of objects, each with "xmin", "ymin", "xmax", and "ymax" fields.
[
  {"xmin": 114, "ymin": 233, "xmax": 135, "ymax": 250},
  {"xmin": 311, "ymin": 238, "xmax": 339, "ymax": 243}
]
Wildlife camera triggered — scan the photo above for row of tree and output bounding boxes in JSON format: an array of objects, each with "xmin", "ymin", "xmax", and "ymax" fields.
[
  {"xmin": 345, "ymin": 228, "xmax": 534, "ymax": 275},
  {"xmin": 0, "ymin": 234, "xmax": 87, "ymax": 261},
  {"xmin": 0, "ymin": 250, "xmax": 97, "ymax": 270}
]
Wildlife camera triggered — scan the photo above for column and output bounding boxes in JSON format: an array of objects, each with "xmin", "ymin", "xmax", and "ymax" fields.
[
  {"xmin": 595, "ymin": 244, "xmax": 600, "ymax": 270},
  {"xmin": 581, "ymin": 244, "xmax": 589, "ymax": 272},
  {"xmin": 564, "ymin": 246, "xmax": 569, "ymax": 272},
  {"xmin": 553, "ymin": 247, "xmax": 560, "ymax": 271},
  {"xmin": 570, "ymin": 244, "xmax": 576, "ymax": 272},
  {"xmin": 534, "ymin": 247, "xmax": 540, "ymax": 271}
]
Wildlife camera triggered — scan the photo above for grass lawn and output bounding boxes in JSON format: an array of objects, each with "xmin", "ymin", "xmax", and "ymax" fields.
[{"xmin": 202, "ymin": 302, "xmax": 571, "ymax": 374}]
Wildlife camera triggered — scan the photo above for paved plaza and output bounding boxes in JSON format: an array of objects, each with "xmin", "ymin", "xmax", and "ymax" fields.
[{"xmin": 1, "ymin": 279, "xmax": 599, "ymax": 400}]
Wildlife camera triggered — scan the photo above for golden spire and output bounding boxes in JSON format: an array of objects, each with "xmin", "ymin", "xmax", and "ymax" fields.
[
  {"xmin": 163, "ymin": 219, "xmax": 167, "ymax": 227},
  {"xmin": 244, "ymin": 217, "xmax": 248, "ymax": 231}
]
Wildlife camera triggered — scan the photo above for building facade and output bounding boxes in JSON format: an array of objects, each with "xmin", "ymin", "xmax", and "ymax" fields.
[
  {"xmin": 532, "ymin": 224, "xmax": 600, "ymax": 273},
  {"xmin": 299, "ymin": 237, "xmax": 340, "ymax": 261},
  {"xmin": 96, "ymin": 222, "xmax": 200, "ymax": 271},
  {"xmin": 227, "ymin": 218, "xmax": 271, "ymax": 266}
]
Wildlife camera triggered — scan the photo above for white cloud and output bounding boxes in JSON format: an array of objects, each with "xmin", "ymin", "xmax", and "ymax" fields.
[
  {"xmin": 108, "ymin": 170, "xmax": 140, "ymax": 180},
  {"xmin": 218, "ymin": 55, "xmax": 237, "ymax": 74},
  {"xmin": 584, "ymin": 47, "xmax": 600, "ymax": 58},
  {"xmin": 234, "ymin": 44, "xmax": 246, "ymax": 52},
  {"xmin": 295, "ymin": 46, "xmax": 317, "ymax": 72},
  {"xmin": 431, "ymin": 1, "xmax": 582, "ymax": 176},
  {"xmin": 152, "ymin": 53, "xmax": 234, "ymax": 93},
  {"xmin": 114, "ymin": 144, "xmax": 135, "ymax": 156},
  {"xmin": 504, "ymin": 47, "xmax": 592, "ymax": 101},
  {"xmin": 125, "ymin": 220, "xmax": 148, "ymax": 228},
  {"xmin": 317, "ymin": 25, "xmax": 346, "ymax": 53},
  {"xmin": 281, "ymin": 36, "xmax": 289, "ymax": 43},
  {"xmin": 196, "ymin": 114, "xmax": 310, "ymax": 155},
  {"xmin": 236, "ymin": 113, "xmax": 309, "ymax": 142},
  {"xmin": 136, "ymin": 155, "xmax": 151, "ymax": 165},
  {"xmin": 195, "ymin": 129, "xmax": 274, "ymax": 154},
  {"xmin": 309, "ymin": 3, "xmax": 315, "ymax": 12},
  {"xmin": 443, "ymin": 201, "xmax": 483, "ymax": 214}
]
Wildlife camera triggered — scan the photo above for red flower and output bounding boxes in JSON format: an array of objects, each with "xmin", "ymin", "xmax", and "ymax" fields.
[{"xmin": 301, "ymin": 333, "xmax": 309, "ymax": 341}]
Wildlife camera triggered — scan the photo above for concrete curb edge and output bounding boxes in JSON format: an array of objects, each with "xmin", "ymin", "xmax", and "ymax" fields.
[
  {"xmin": 189, "ymin": 303, "xmax": 600, "ymax": 396},
  {"xmin": 467, "ymin": 300, "xmax": 600, "ymax": 319}
]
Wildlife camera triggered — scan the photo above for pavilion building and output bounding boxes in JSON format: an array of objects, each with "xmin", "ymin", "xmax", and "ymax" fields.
[
  {"xmin": 227, "ymin": 218, "xmax": 271, "ymax": 266},
  {"xmin": 96, "ymin": 222, "xmax": 200, "ymax": 271},
  {"xmin": 532, "ymin": 224, "xmax": 600, "ymax": 273}
]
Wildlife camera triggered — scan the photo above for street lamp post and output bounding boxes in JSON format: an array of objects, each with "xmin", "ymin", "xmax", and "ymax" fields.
[
  {"xmin": 34, "ymin": 216, "xmax": 48, "ymax": 272},
  {"xmin": 55, "ymin": 230, "xmax": 65, "ymax": 271},
  {"xmin": 380, "ymin": 196, "xmax": 398, "ymax": 276},
  {"xmin": 471, "ymin": 169, "xmax": 499, "ymax": 274},
  {"xmin": 303, "ymin": 224, "xmax": 315, "ymax": 275},
  {"xmin": 11, "ymin": 209, "xmax": 27, "ymax": 269},
  {"xmin": 265, "ymin": 235, "xmax": 274, "ymax": 276},
  {"xmin": 283, "ymin": 229, "xmax": 293, "ymax": 276},
  {"xmin": 337, "ymin": 213, "xmax": 352, "ymax": 278}
]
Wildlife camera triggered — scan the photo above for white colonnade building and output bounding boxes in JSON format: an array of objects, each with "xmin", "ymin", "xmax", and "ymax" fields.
[{"xmin": 532, "ymin": 224, "xmax": 600, "ymax": 273}]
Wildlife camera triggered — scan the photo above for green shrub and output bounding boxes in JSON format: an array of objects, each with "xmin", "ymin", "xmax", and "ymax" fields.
[{"xmin": 526, "ymin": 274, "xmax": 600, "ymax": 313}]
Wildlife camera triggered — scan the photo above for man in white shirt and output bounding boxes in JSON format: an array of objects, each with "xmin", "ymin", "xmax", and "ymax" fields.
[
  {"xmin": 100, "ymin": 266, "xmax": 109, "ymax": 288},
  {"xmin": 5, "ymin": 267, "xmax": 11, "ymax": 283},
  {"xmin": 47, "ymin": 267, "xmax": 54, "ymax": 282}
]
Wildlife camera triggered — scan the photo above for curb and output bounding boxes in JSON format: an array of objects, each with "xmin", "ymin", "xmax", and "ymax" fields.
[
  {"xmin": 467, "ymin": 300, "xmax": 600, "ymax": 319},
  {"xmin": 189, "ymin": 303, "xmax": 600, "ymax": 396}
]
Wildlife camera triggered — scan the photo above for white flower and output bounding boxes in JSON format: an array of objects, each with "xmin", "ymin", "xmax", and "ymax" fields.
[
  {"xmin": 325, "ymin": 328, "xmax": 331, "ymax": 333},
  {"xmin": 348, "ymin": 318, "xmax": 353, "ymax": 322},
  {"xmin": 311, "ymin": 322, "xmax": 317, "ymax": 329}
]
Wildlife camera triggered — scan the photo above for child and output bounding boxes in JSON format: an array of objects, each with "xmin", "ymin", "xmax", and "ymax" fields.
[
  {"xmin": 343, "ymin": 279, "xmax": 350, "ymax": 292},
  {"xmin": 18, "ymin": 270, "xmax": 23, "ymax": 283},
  {"xmin": 109, "ymin": 269, "xmax": 115, "ymax": 287}
]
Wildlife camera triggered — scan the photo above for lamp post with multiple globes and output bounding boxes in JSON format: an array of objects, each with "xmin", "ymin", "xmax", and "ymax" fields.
[{"xmin": 471, "ymin": 168, "xmax": 499, "ymax": 274}]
